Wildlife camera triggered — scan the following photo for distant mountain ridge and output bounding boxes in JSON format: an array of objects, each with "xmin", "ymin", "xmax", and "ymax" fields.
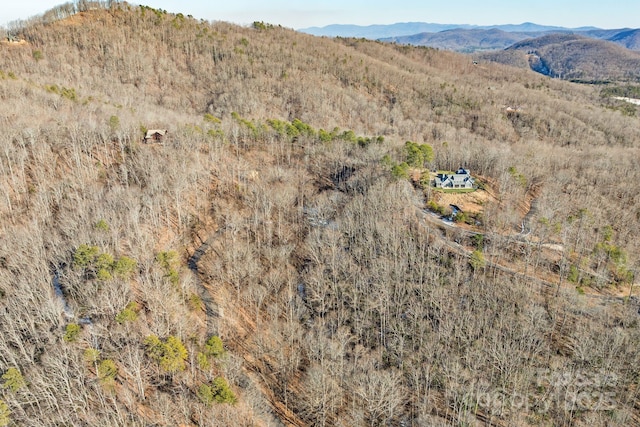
[
  {"xmin": 609, "ymin": 28, "xmax": 640, "ymax": 50},
  {"xmin": 381, "ymin": 28, "xmax": 640, "ymax": 53},
  {"xmin": 380, "ymin": 28, "xmax": 547, "ymax": 53},
  {"xmin": 299, "ymin": 22, "xmax": 463, "ymax": 39},
  {"xmin": 300, "ymin": 21, "xmax": 640, "ymax": 81},
  {"xmin": 300, "ymin": 22, "xmax": 640, "ymax": 53},
  {"xmin": 299, "ymin": 22, "xmax": 606, "ymax": 39}
]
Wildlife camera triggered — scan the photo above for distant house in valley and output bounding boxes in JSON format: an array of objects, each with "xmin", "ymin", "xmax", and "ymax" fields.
[
  {"xmin": 433, "ymin": 167, "xmax": 475, "ymax": 189},
  {"xmin": 3, "ymin": 34, "xmax": 26, "ymax": 44},
  {"xmin": 144, "ymin": 129, "xmax": 168, "ymax": 143}
]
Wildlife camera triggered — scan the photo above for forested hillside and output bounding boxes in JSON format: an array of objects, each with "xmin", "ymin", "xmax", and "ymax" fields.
[{"xmin": 1, "ymin": 2, "xmax": 640, "ymax": 426}]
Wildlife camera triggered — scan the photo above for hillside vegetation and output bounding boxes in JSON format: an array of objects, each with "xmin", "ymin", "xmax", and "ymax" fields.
[{"xmin": 1, "ymin": 2, "xmax": 640, "ymax": 426}]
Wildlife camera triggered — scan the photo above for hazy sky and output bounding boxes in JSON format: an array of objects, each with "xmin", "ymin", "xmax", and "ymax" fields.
[{"xmin": 3, "ymin": 0, "xmax": 639, "ymax": 29}]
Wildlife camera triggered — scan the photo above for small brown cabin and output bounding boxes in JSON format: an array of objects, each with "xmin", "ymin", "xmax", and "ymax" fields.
[{"xmin": 144, "ymin": 129, "xmax": 168, "ymax": 143}]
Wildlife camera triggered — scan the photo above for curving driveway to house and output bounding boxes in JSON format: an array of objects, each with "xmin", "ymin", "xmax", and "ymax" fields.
[{"xmin": 188, "ymin": 227, "xmax": 225, "ymax": 336}]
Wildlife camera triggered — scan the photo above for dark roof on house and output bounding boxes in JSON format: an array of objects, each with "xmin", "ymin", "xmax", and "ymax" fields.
[{"xmin": 434, "ymin": 167, "xmax": 474, "ymax": 188}]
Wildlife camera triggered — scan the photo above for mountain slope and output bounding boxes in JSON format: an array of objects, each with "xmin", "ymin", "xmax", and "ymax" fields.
[
  {"xmin": 480, "ymin": 33, "xmax": 640, "ymax": 80},
  {"xmin": 1, "ymin": 3, "xmax": 640, "ymax": 427}
]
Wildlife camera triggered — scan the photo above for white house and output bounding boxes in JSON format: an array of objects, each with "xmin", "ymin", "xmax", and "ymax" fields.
[{"xmin": 433, "ymin": 168, "xmax": 474, "ymax": 189}]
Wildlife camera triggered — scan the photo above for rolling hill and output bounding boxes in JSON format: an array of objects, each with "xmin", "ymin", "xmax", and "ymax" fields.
[
  {"xmin": 299, "ymin": 21, "xmax": 587, "ymax": 39},
  {"xmin": 1, "ymin": 2, "xmax": 640, "ymax": 427},
  {"xmin": 302, "ymin": 21, "xmax": 640, "ymax": 54},
  {"xmin": 381, "ymin": 27, "xmax": 640, "ymax": 54},
  {"xmin": 609, "ymin": 28, "xmax": 640, "ymax": 50},
  {"xmin": 298, "ymin": 22, "xmax": 466, "ymax": 38},
  {"xmin": 380, "ymin": 28, "xmax": 543, "ymax": 52}
]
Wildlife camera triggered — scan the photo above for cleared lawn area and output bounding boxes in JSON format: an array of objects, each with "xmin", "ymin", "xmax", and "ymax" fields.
[{"xmin": 432, "ymin": 188, "xmax": 476, "ymax": 194}]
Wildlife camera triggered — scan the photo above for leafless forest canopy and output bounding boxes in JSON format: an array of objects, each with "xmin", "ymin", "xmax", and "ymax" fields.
[{"xmin": 1, "ymin": 2, "xmax": 640, "ymax": 426}]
